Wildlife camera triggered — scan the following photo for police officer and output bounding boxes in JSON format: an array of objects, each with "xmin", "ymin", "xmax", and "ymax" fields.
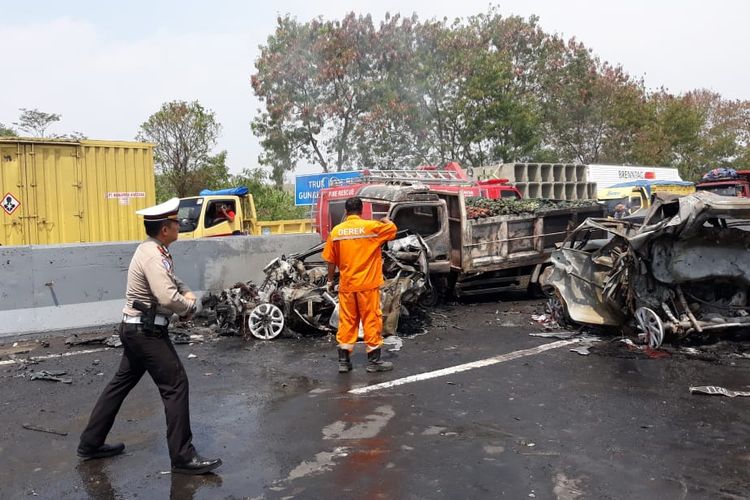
[{"xmin": 77, "ymin": 198, "xmax": 222, "ymax": 475}]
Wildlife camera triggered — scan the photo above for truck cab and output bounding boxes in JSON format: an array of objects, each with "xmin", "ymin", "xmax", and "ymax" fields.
[
  {"xmin": 177, "ymin": 187, "xmax": 257, "ymax": 238},
  {"xmin": 597, "ymin": 180, "xmax": 695, "ymax": 217}
]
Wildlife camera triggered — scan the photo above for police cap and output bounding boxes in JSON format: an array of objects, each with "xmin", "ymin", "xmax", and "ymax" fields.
[{"xmin": 136, "ymin": 197, "xmax": 180, "ymax": 222}]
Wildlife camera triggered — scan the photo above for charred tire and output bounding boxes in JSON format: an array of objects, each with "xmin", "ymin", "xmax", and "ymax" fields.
[{"xmin": 546, "ymin": 293, "xmax": 573, "ymax": 328}]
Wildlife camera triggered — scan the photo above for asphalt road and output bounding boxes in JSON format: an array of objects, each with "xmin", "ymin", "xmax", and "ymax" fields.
[{"xmin": 1, "ymin": 298, "xmax": 749, "ymax": 499}]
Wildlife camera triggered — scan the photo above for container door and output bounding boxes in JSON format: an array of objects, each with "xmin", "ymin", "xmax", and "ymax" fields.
[
  {"xmin": 0, "ymin": 142, "xmax": 29, "ymax": 245},
  {"xmin": 25, "ymin": 143, "xmax": 83, "ymax": 244}
]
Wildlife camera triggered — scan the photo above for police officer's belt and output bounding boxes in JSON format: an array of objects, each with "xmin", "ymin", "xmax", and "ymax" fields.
[{"xmin": 122, "ymin": 314, "xmax": 169, "ymax": 326}]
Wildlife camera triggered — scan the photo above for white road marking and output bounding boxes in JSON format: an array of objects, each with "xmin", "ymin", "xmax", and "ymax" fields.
[
  {"xmin": 322, "ymin": 405, "xmax": 395, "ymax": 440},
  {"xmin": 349, "ymin": 339, "xmax": 580, "ymax": 395},
  {"xmin": 0, "ymin": 347, "xmax": 111, "ymax": 366}
]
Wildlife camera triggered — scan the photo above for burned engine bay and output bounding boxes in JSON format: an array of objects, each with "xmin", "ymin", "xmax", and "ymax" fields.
[{"xmin": 198, "ymin": 234, "xmax": 432, "ymax": 340}]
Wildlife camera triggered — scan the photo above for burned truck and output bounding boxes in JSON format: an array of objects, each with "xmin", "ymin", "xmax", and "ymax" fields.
[
  {"xmin": 541, "ymin": 192, "xmax": 750, "ymax": 347},
  {"xmin": 317, "ymin": 182, "xmax": 605, "ymax": 297},
  {"xmin": 201, "ymin": 234, "xmax": 432, "ymax": 339}
]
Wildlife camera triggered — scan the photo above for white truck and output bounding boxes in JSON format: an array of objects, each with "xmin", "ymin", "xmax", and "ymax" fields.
[{"xmin": 470, "ymin": 163, "xmax": 684, "ymax": 200}]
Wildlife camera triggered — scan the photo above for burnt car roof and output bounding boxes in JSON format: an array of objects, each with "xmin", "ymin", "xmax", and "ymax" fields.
[{"xmin": 357, "ymin": 184, "xmax": 440, "ymax": 202}]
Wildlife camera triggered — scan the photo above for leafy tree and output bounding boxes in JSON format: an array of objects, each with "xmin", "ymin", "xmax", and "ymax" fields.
[
  {"xmin": 0, "ymin": 123, "xmax": 16, "ymax": 137},
  {"xmin": 13, "ymin": 108, "xmax": 61, "ymax": 137},
  {"xmin": 137, "ymin": 101, "xmax": 223, "ymax": 197},
  {"xmin": 230, "ymin": 168, "xmax": 307, "ymax": 220}
]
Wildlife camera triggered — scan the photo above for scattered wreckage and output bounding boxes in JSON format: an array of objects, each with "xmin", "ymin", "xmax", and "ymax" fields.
[
  {"xmin": 200, "ymin": 234, "xmax": 432, "ymax": 340},
  {"xmin": 541, "ymin": 192, "xmax": 750, "ymax": 347}
]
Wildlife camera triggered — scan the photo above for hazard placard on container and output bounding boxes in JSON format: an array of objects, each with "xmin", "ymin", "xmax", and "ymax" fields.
[{"xmin": 2, "ymin": 192, "xmax": 20, "ymax": 216}]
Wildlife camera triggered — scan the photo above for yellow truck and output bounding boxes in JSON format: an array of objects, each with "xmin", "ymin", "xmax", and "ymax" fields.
[
  {"xmin": 597, "ymin": 180, "xmax": 695, "ymax": 217},
  {"xmin": 177, "ymin": 187, "xmax": 313, "ymax": 238}
]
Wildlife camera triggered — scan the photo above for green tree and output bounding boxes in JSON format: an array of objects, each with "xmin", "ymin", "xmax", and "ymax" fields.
[
  {"xmin": 230, "ymin": 168, "xmax": 307, "ymax": 220},
  {"xmin": 0, "ymin": 123, "xmax": 16, "ymax": 137},
  {"xmin": 13, "ymin": 108, "xmax": 61, "ymax": 137},
  {"xmin": 137, "ymin": 101, "xmax": 224, "ymax": 197}
]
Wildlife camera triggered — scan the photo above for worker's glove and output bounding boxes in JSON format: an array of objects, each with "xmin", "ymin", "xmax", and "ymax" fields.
[{"xmin": 326, "ymin": 281, "xmax": 335, "ymax": 294}]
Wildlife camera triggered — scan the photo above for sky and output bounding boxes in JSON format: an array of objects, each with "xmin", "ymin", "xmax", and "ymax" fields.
[{"xmin": 2, "ymin": 1, "xmax": 748, "ymax": 180}]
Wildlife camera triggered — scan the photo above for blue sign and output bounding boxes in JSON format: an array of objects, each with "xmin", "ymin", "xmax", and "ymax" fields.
[{"xmin": 294, "ymin": 171, "xmax": 361, "ymax": 206}]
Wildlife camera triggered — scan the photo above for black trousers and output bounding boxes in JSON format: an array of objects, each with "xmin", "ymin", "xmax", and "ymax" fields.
[{"xmin": 79, "ymin": 323, "xmax": 196, "ymax": 464}]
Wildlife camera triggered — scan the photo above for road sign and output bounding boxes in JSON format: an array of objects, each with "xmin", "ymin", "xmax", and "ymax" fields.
[
  {"xmin": 295, "ymin": 171, "xmax": 361, "ymax": 206},
  {"xmin": 1, "ymin": 192, "xmax": 20, "ymax": 216}
]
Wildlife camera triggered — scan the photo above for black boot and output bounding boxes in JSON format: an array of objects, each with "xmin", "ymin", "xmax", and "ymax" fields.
[
  {"xmin": 338, "ymin": 348, "xmax": 352, "ymax": 373},
  {"xmin": 366, "ymin": 348, "xmax": 393, "ymax": 373}
]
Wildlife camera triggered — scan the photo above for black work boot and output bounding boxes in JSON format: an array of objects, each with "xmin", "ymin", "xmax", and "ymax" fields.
[
  {"xmin": 338, "ymin": 348, "xmax": 353, "ymax": 373},
  {"xmin": 366, "ymin": 348, "xmax": 393, "ymax": 373}
]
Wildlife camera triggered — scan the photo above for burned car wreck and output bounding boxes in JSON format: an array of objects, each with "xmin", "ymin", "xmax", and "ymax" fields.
[
  {"xmin": 200, "ymin": 234, "xmax": 432, "ymax": 340},
  {"xmin": 541, "ymin": 192, "xmax": 750, "ymax": 347}
]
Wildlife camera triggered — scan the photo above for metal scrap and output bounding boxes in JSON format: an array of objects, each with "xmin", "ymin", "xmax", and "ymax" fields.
[
  {"xmin": 198, "ymin": 235, "xmax": 432, "ymax": 340},
  {"xmin": 28, "ymin": 370, "xmax": 72, "ymax": 384},
  {"xmin": 22, "ymin": 423, "xmax": 68, "ymax": 436},
  {"xmin": 689, "ymin": 386, "xmax": 750, "ymax": 398}
]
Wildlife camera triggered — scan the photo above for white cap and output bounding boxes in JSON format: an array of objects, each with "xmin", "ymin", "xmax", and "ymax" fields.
[{"xmin": 136, "ymin": 197, "xmax": 180, "ymax": 221}]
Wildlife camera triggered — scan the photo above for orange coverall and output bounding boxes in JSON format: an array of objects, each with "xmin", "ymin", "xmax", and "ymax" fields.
[{"xmin": 321, "ymin": 215, "xmax": 398, "ymax": 352}]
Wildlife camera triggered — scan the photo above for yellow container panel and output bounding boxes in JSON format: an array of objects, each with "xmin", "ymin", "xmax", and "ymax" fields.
[
  {"xmin": 25, "ymin": 142, "xmax": 84, "ymax": 245},
  {"xmin": 0, "ymin": 139, "xmax": 155, "ymax": 245},
  {"xmin": 0, "ymin": 142, "xmax": 28, "ymax": 245},
  {"xmin": 80, "ymin": 141, "xmax": 155, "ymax": 243}
]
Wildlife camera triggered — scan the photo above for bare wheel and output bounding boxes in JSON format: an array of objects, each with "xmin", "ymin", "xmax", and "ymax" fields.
[
  {"xmin": 635, "ymin": 307, "xmax": 664, "ymax": 348},
  {"xmin": 546, "ymin": 293, "xmax": 572, "ymax": 328},
  {"xmin": 247, "ymin": 303, "xmax": 285, "ymax": 340}
]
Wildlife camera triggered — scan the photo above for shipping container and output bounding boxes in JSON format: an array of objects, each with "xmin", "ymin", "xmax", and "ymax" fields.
[{"xmin": 0, "ymin": 138, "xmax": 155, "ymax": 246}]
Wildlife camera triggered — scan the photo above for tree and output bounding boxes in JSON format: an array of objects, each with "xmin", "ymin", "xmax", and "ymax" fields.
[
  {"xmin": 0, "ymin": 123, "xmax": 16, "ymax": 137},
  {"xmin": 13, "ymin": 108, "xmax": 61, "ymax": 137},
  {"xmin": 137, "ymin": 101, "xmax": 223, "ymax": 197},
  {"xmin": 230, "ymin": 168, "xmax": 307, "ymax": 220}
]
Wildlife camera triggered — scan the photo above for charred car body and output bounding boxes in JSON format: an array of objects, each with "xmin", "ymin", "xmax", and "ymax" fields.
[
  {"xmin": 541, "ymin": 192, "xmax": 750, "ymax": 347},
  {"xmin": 201, "ymin": 235, "xmax": 432, "ymax": 339}
]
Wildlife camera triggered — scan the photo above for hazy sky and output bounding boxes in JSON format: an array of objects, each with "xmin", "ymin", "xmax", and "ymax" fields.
[{"xmin": 2, "ymin": 1, "xmax": 748, "ymax": 179}]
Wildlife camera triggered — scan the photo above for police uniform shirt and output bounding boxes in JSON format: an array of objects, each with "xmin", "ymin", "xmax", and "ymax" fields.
[{"xmin": 122, "ymin": 238, "xmax": 194, "ymax": 317}]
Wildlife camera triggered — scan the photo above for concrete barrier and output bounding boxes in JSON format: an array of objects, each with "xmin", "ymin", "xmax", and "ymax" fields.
[{"xmin": 0, "ymin": 234, "xmax": 321, "ymax": 338}]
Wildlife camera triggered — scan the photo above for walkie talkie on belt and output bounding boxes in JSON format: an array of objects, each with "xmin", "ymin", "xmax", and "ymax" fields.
[{"xmin": 132, "ymin": 300, "xmax": 157, "ymax": 331}]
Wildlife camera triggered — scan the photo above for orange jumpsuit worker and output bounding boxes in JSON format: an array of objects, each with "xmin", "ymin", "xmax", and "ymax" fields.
[{"xmin": 322, "ymin": 196, "xmax": 397, "ymax": 373}]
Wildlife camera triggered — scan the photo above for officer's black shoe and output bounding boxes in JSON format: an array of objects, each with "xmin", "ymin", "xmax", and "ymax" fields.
[
  {"xmin": 77, "ymin": 442, "xmax": 125, "ymax": 460},
  {"xmin": 171, "ymin": 455, "xmax": 223, "ymax": 475},
  {"xmin": 338, "ymin": 348, "xmax": 353, "ymax": 373},
  {"xmin": 366, "ymin": 348, "xmax": 393, "ymax": 373}
]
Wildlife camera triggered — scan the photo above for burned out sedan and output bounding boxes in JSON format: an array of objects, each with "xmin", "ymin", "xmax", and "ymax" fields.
[
  {"xmin": 200, "ymin": 234, "xmax": 432, "ymax": 340},
  {"xmin": 540, "ymin": 192, "xmax": 750, "ymax": 347}
]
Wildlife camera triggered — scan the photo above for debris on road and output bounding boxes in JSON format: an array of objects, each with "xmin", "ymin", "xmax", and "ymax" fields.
[
  {"xmin": 541, "ymin": 192, "xmax": 750, "ymax": 347},
  {"xmin": 689, "ymin": 386, "xmax": 750, "ymax": 398},
  {"xmin": 187, "ymin": 354, "xmax": 197, "ymax": 359},
  {"xmin": 21, "ymin": 423, "xmax": 68, "ymax": 436},
  {"xmin": 28, "ymin": 370, "xmax": 72, "ymax": 384},
  {"xmin": 529, "ymin": 331, "xmax": 578, "ymax": 340},
  {"xmin": 384, "ymin": 336, "xmax": 404, "ymax": 352},
  {"xmin": 570, "ymin": 346, "xmax": 591, "ymax": 356},
  {"xmin": 64, "ymin": 333, "xmax": 110, "ymax": 347},
  {"xmin": 103, "ymin": 336, "xmax": 122, "ymax": 348}
]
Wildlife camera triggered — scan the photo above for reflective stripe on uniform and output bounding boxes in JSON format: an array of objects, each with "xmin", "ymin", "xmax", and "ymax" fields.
[
  {"xmin": 332, "ymin": 233, "xmax": 378, "ymax": 241},
  {"xmin": 338, "ymin": 343, "xmax": 356, "ymax": 351}
]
